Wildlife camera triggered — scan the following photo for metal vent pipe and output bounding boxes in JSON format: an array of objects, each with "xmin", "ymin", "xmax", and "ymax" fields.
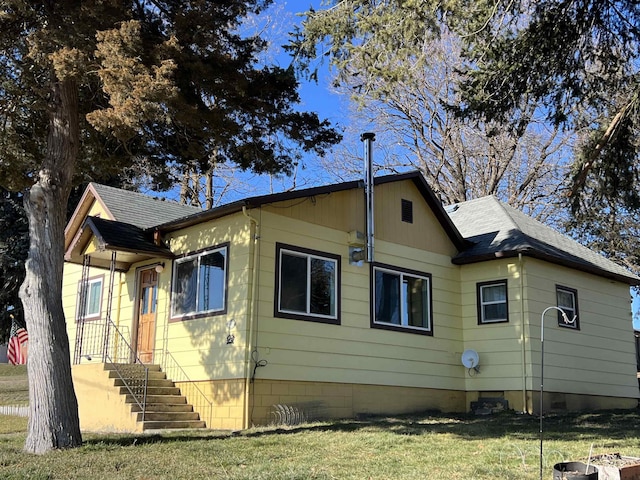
[{"xmin": 361, "ymin": 132, "xmax": 375, "ymax": 263}]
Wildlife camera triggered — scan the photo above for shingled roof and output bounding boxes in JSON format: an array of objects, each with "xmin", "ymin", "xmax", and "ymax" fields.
[
  {"xmin": 447, "ymin": 195, "xmax": 640, "ymax": 285},
  {"xmin": 89, "ymin": 183, "xmax": 201, "ymax": 229}
]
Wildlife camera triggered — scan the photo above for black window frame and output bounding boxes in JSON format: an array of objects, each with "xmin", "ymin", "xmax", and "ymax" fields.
[
  {"xmin": 170, "ymin": 242, "xmax": 229, "ymax": 321},
  {"xmin": 370, "ymin": 262, "xmax": 433, "ymax": 335},
  {"xmin": 476, "ymin": 280, "xmax": 509, "ymax": 324},
  {"xmin": 274, "ymin": 243, "xmax": 341, "ymax": 325},
  {"xmin": 556, "ymin": 285, "xmax": 580, "ymax": 330}
]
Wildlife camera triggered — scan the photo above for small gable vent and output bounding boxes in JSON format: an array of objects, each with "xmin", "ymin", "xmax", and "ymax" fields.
[{"xmin": 401, "ymin": 199, "xmax": 413, "ymax": 224}]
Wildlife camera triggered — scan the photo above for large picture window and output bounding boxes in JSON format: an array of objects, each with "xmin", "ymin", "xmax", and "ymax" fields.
[
  {"xmin": 372, "ymin": 264, "xmax": 432, "ymax": 334},
  {"xmin": 171, "ymin": 244, "xmax": 228, "ymax": 319},
  {"xmin": 275, "ymin": 243, "xmax": 340, "ymax": 324},
  {"xmin": 78, "ymin": 276, "xmax": 103, "ymax": 320},
  {"xmin": 556, "ymin": 285, "xmax": 579, "ymax": 330},
  {"xmin": 477, "ymin": 280, "xmax": 508, "ymax": 324}
]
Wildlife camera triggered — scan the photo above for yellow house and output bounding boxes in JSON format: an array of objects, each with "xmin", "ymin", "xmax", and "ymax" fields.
[{"xmin": 63, "ymin": 172, "xmax": 640, "ymax": 432}]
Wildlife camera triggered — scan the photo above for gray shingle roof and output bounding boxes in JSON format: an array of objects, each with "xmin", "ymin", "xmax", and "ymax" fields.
[
  {"xmin": 90, "ymin": 183, "xmax": 201, "ymax": 229},
  {"xmin": 447, "ymin": 196, "xmax": 640, "ymax": 285},
  {"xmin": 84, "ymin": 217, "xmax": 173, "ymax": 257}
]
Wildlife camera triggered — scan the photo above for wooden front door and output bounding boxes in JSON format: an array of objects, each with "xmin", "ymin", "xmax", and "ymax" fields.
[{"xmin": 136, "ymin": 268, "xmax": 158, "ymax": 364}]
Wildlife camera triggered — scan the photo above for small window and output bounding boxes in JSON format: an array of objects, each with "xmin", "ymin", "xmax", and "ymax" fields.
[
  {"xmin": 171, "ymin": 244, "xmax": 228, "ymax": 319},
  {"xmin": 556, "ymin": 285, "xmax": 579, "ymax": 329},
  {"xmin": 275, "ymin": 243, "xmax": 340, "ymax": 324},
  {"xmin": 401, "ymin": 199, "xmax": 413, "ymax": 223},
  {"xmin": 372, "ymin": 264, "xmax": 432, "ymax": 334},
  {"xmin": 477, "ymin": 280, "xmax": 508, "ymax": 324},
  {"xmin": 78, "ymin": 276, "xmax": 103, "ymax": 320}
]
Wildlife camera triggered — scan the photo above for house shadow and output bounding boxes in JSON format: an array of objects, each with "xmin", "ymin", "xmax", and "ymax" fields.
[{"xmin": 83, "ymin": 409, "xmax": 640, "ymax": 447}]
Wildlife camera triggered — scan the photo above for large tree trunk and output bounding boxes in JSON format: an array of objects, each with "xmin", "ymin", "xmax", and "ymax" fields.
[{"xmin": 19, "ymin": 78, "xmax": 82, "ymax": 454}]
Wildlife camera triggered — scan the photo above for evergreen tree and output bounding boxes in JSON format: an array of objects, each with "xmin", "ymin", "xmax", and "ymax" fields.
[{"xmin": 0, "ymin": 1, "xmax": 339, "ymax": 453}]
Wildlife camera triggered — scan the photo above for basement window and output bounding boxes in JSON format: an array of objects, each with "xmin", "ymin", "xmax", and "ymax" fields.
[{"xmin": 401, "ymin": 199, "xmax": 413, "ymax": 223}]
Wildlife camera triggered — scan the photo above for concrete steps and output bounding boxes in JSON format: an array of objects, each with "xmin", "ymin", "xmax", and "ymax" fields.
[{"xmin": 105, "ymin": 363, "xmax": 207, "ymax": 430}]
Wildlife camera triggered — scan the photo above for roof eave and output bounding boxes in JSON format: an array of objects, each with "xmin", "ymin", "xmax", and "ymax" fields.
[{"xmin": 453, "ymin": 248, "xmax": 640, "ymax": 286}]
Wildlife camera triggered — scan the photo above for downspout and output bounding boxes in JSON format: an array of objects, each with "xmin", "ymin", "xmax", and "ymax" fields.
[
  {"xmin": 242, "ymin": 205, "xmax": 260, "ymax": 429},
  {"xmin": 519, "ymin": 253, "xmax": 528, "ymax": 413}
]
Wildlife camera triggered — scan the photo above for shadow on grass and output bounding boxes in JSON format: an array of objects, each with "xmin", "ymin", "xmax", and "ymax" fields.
[{"xmin": 82, "ymin": 408, "xmax": 640, "ymax": 448}]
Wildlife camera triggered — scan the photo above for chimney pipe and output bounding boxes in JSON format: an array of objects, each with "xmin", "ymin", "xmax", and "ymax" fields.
[{"xmin": 361, "ymin": 132, "xmax": 375, "ymax": 263}]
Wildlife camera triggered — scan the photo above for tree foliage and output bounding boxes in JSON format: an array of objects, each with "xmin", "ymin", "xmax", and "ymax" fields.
[
  {"xmin": 290, "ymin": 1, "xmax": 570, "ymax": 221},
  {"xmin": 0, "ymin": 0, "xmax": 340, "ymax": 453}
]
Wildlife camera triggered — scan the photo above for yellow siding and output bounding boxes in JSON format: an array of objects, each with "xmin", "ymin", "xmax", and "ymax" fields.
[
  {"xmin": 261, "ymin": 179, "xmax": 458, "ymax": 257},
  {"xmin": 251, "ymin": 207, "xmax": 466, "ymax": 394},
  {"xmin": 524, "ymin": 259, "xmax": 638, "ymax": 400},
  {"xmin": 459, "ymin": 259, "xmax": 528, "ymax": 398}
]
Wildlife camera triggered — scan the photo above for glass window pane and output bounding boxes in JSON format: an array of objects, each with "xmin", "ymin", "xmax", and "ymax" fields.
[
  {"xmin": 557, "ymin": 290, "xmax": 574, "ymax": 309},
  {"xmin": 482, "ymin": 284, "xmax": 506, "ymax": 302},
  {"xmin": 198, "ymin": 250, "xmax": 226, "ymax": 312},
  {"xmin": 483, "ymin": 303, "xmax": 507, "ymax": 321},
  {"xmin": 280, "ymin": 253, "xmax": 308, "ymax": 313},
  {"xmin": 310, "ymin": 257, "xmax": 336, "ymax": 316},
  {"xmin": 404, "ymin": 276, "xmax": 428, "ymax": 328},
  {"xmin": 86, "ymin": 280, "xmax": 102, "ymax": 316},
  {"xmin": 174, "ymin": 258, "xmax": 197, "ymax": 315},
  {"xmin": 375, "ymin": 270, "xmax": 400, "ymax": 325}
]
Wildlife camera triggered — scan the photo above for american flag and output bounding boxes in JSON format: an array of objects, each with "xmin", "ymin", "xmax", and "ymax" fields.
[{"xmin": 7, "ymin": 319, "xmax": 28, "ymax": 365}]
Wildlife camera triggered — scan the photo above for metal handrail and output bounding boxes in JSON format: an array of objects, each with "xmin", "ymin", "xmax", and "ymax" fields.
[
  {"xmin": 160, "ymin": 350, "xmax": 213, "ymax": 427},
  {"xmin": 74, "ymin": 317, "xmax": 149, "ymax": 422}
]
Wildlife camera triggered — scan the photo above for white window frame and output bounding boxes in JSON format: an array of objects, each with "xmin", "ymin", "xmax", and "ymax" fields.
[
  {"xmin": 477, "ymin": 280, "xmax": 509, "ymax": 324},
  {"xmin": 372, "ymin": 264, "xmax": 432, "ymax": 334},
  {"xmin": 275, "ymin": 244, "xmax": 340, "ymax": 323},
  {"xmin": 171, "ymin": 244, "xmax": 228, "ymax": 319},
  {"xmin": 78, "ymin": 276, "xmax": 103, "ymax": 321},
  {"xmin": 556, "ymin": 285, "xmax": 579, "ymax": 330}
]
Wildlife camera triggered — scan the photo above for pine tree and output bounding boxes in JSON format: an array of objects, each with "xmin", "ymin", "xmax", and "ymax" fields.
[{"xmin": 0, "ymin": 1, "xmax": 340, "ymax": 453}]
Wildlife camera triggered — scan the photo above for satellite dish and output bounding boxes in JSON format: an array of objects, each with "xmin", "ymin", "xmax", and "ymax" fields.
[{"xmin": 461, "ymin": 349, "xmax": 480, "ymax": 370}]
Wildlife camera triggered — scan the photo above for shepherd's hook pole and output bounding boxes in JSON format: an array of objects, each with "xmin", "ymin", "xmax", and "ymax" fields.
[{"xmin": 539, "ymin": 306, "xmax": 576, "ymax": 480}]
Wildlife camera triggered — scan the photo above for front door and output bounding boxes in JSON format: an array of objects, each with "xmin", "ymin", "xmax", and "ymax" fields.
[{"xmin": 136, "ymin": 268, "xmax": 158, "ymax": 364}]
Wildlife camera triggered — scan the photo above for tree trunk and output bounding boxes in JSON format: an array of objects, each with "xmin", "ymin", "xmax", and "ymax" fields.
[{"xmin": 19, "ymin": 78, "xmax": 82, "ymax": 453}]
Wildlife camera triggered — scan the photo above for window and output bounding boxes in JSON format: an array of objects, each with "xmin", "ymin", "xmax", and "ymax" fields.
[
  {"xmin": 556, "ymin": 285, "xmax": 579, "ymax": 329},
  {"xmin": 477, "ymin": 280, "xmax": 508, "ymax": 324},
  {"xmin": 171, "ymin": 244, "xmax": 228, "ymax": 319},
  {"xmin": 372, "ymin": 264, "xmax": 432, "ymax": 334},
  {"xmin": 78, "ymin": 276, "xmax": 103, "ymax": 320},
  {"xmin": 275, "ymin": 243, "xmax": 340, "ymax": 324}
]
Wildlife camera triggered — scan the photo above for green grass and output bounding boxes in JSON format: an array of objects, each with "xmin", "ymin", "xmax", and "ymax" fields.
[
  {"xmin": 0, "ymin": 364, "xmax": 28, "ymax": 406},
  {"xmin": 1, "ymin": 410, "xmax": 639, "ymax": 479}
]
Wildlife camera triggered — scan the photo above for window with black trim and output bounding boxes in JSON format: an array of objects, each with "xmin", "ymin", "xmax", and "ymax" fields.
[
  {"xmin": 477, "ymin": 280, "xmax": 508, "ymax": 324},
  {"xmin": 275, "ymin": 243, "xmax": 340, "ymax": 324},
  {"xmin": 78, "ymin": 276, "xmax": 103, "ymax": 320},
  {"xmin": 372, "ymin": 264, "xmax": 432, "ymax": 334},
  {"xmin": 556, "ymin": 285, "xmax": 579, "ymax": 329},
  {"xmin": 171, "ymin": 244, "xmax": 228, "ymax": 319}
]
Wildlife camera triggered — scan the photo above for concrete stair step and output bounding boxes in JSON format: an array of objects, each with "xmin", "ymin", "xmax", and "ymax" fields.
[
  {"xmin": 136, "ymin": 411, "xmax": 201, "ymax": 422},
  {"xmin": 125, "ymin": 394, "xmax": 187, "ymax": 405},
  {"xmin": 142, "ymin": 420, "xmax": 206, "ymax": 430},
  {"xmin": 119, "ymin": 386, "xmax": 181, "ymax": 396},
  {"xmin": 108, "ymin": 370, "xmax": 167, "ymax": 381},
  {"xmin": 131, "ymin": 403, "xmax": 194, "ymax": 413},
  {"xmin": 113, "ymin": 378, "xmax": 174, "ymax": 388},
  {"xmin": 105, "ymin": 363, "xmax": 162, "ymax": 372}
]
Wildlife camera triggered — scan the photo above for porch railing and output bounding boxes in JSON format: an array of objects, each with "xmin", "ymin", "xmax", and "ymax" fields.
[{"xmin": 158, "ymin": 350, "xmax": 214, "ymax": 428}]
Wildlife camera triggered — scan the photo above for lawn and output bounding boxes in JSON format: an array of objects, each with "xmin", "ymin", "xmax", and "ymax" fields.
[
  {"xmin": 0, "ymin": 364, "xmax": 28, "ymax": 406},
  {"xmin": 1, "ymin": 410, "xmax": 639, "ymax": 479}
]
